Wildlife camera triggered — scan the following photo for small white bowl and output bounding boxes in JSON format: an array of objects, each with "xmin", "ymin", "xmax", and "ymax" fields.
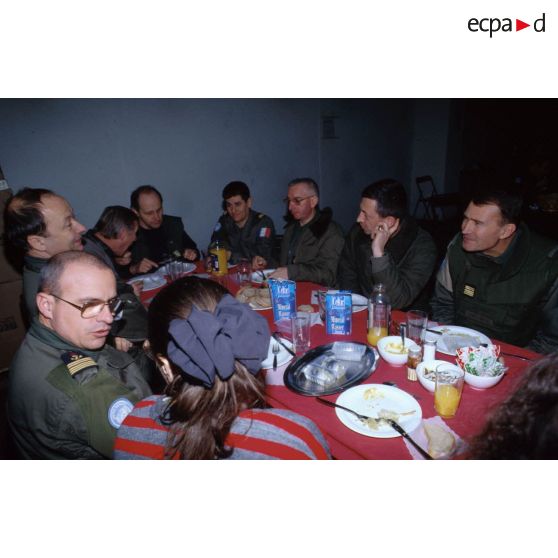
[
  {"xmin": 416, "ymin": 360, "xmax": 462, "ymax": 393},
  {"xmin": 464, "ymin": 369, "xmax": 506, "ymax": 389},
  {"xmin": 377, "ymin": 336, "xmax": 419, "ymax": 366}
]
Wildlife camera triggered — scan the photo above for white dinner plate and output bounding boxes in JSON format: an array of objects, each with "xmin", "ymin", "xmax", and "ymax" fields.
[
  {"xmin": 127, "ymin": 273, "xmax": 167, "ymax": 291},
  {"xmin": 351, "ymin": 293, "xmax": 368, "ymax": 313},
  {"xmin": 428, "ymin": 325, "xmax": 491, "ymax": 356},
  {"xmin": 261, "ymin": 338, "xmax": 294, "ymax": 369},
  {"xmin": 251, "ymin": 269, "xmax": 276, "ymax": 284},
  {"xmin": 335, "ymin": 384, "xmax": 422, "ymax": 438},
  {"xmin": 158, "ymin": 262, "xmax": 196, "ymax": 276}
]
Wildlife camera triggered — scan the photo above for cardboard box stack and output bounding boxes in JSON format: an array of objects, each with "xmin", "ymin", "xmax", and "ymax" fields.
[{"xmin": 0, "ymin": 183, "xmax": 25, "ymax": 371}]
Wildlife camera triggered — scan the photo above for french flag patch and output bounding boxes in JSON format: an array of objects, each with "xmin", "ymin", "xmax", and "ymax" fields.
[{"xmin": 259, "ymin": 227, "xmax": 271, "ymax": 238}]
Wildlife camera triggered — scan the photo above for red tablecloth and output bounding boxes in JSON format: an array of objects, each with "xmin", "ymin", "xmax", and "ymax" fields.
[{"xmin": 139, "ymin": 267, "xmax": 540, "ymax": 460}]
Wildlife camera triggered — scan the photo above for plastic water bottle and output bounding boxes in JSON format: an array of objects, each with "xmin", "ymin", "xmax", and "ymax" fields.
[{"xmin": 367, "ymin": 283, "xmax": 391, "ymax": 347}]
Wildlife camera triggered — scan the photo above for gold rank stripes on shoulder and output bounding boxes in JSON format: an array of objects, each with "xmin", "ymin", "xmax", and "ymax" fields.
[{"xmin": 463, "ymin": 284, "xmax": 476, "ymax": 297}]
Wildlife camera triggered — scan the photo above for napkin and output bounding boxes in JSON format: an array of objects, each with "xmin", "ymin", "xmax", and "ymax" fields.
[
  {"xmin": 403, "ymin": 416, "xmax": 468, "ymax": 460},
  {"xmin": 264, "ymin": 360, "xmax": 291, "ymax": 386}
]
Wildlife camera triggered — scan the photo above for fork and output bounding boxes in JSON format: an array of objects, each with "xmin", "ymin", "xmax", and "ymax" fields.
[{"xmin": 272, "ymin": 343, "xmax": 280, "ymax": 371}]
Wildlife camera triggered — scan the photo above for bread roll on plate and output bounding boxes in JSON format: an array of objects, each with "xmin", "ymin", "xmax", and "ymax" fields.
[{"xmin": 423, "ymin": 422, "xmax": 456, "ymax": 459}]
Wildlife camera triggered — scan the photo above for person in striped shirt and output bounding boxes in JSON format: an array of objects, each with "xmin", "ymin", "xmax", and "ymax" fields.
[{"xmin": 114, "ymin": 276, "xmax": 330, "ymax": 460}]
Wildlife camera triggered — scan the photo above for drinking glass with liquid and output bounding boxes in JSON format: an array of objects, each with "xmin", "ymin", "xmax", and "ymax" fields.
[{"xmin": 367, "ymin": 283, "xmax": 391, "ymax": 346}]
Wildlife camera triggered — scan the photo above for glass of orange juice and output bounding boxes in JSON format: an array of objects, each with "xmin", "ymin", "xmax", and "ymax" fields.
[
  {"xmin": 434, "ymin": 367, "xmax": 464, "ymax": 418},
  {"xmin": 367, "ymin": 326, "xmax": 388, "ymax": 347}
]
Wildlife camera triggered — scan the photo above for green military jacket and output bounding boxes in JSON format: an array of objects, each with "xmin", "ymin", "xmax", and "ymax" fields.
[
  {"xmin": 430, "ymin": 224, "xmax": 558, "ymax": 352},
  {"xmin": 337, "ymin": 219, "xmax": 438, "ymax": 310},
  {"xmin": 7, "ymin": 320, "xmax": 152, "ymax": 459},
  {"xmin": 211, "ymin": 209, "xmax": 276, "ymax": 265},
  {"xmin": 279, "ymin": 207, "xmax": 344, "ymax": 287}
]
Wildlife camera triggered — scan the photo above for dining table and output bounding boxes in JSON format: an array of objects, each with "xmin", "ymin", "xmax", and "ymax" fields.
[{"xmin": 138, "ymin": 263, "xmax": 541, "ymax": 460}]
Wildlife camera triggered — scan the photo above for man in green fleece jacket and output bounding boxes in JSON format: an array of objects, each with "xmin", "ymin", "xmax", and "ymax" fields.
[
  {"xmin": 254, "ymin": 178, "xmax": 344, "ymax": 287},
  {"xmin": 337, "ymin": 179, "xmax": 438, "ymax": 310}
]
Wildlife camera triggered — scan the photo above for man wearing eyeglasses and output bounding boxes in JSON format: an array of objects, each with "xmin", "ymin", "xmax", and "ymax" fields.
[
  {"xmin": 7, "ymin": 251, "xmax": 152, "ymax": 459},
  {"xmin": 254, "ymin": 178, "xmax": 344, "ymax": 286}
]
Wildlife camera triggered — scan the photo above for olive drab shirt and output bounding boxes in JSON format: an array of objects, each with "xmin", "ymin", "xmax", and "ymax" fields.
[
  {"xmin": 7, "ymin": 320, "xmax": 152, "ymax": 459},
  {"xmin": 211, "ymin": 209, "xmax": 276, "ymax": 265}
]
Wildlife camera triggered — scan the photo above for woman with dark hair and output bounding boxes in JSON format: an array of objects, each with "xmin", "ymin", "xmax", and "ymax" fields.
[
  {"xmin": 114, "ymin": 276, "xmax": 330, "ymax": 459},
  {"xmin": 468, "ymin": 353, "xmax": 558, "ymax": 459}
]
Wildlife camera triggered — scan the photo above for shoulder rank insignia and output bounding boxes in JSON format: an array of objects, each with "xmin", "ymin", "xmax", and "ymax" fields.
[
  {"xmin": 463, "ymin": 284, "xmax": 476, "ymax": 297},
  {"xmin": 61, "ymin": 351, "xmax": 97, "ymax": 376}
]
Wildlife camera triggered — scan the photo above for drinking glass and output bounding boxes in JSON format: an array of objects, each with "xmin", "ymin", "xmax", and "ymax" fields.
[
  {"xmin": 168, "ymin": 261, "xmax": 182, "ymax": 282},
  {"xmin": 434, "ymin": 367, "xmax": 464, "ymax": 418},
  {"xmin": 291, "ymin": 312, "xmax": 311, "ymax": 354},
  {"xmin": 406, "ymin": 309, "xmax": 428, "ymax": 345},
  {"xmin": 317, "ymin": 290, "xmax": 327, "ymax": 321},
  {"xmin": 237, "ymin": 258, "xmax": 252, "ymax": 286}
]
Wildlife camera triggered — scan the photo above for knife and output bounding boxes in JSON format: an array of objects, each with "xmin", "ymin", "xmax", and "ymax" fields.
[
  {"xmin": 383, "ymin": 419, "xmax": 433, "ymax": 460},
  {"xmin": 272, "ymin": 332, "xmax": 296, "ymax": 357}
]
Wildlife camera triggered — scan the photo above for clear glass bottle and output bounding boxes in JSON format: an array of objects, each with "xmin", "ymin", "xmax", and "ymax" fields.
[
  {"xmin": 367, "ymin": 283, "xmax": 391, "ymax": 347},
  {"xmin": 209, "ymin": 240, "xmax": 228, "ymax": 276}
]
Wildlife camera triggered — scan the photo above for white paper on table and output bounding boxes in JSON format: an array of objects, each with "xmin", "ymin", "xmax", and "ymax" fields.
[
  {"xmin": 264, "ymin": 360, "xmax": 291, "ymax": 386},
  {"xmin": 403, "ymin": 416, "xmax": 468, "ymax": 460}
]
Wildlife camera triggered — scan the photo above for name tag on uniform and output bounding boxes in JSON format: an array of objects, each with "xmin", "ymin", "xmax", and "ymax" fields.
[{"xmin": 463, "ymin": 284, "xmax": 476, "ymax": 297}]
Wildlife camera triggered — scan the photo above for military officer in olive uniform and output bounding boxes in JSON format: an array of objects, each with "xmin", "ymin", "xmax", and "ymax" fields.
[
  {"xmin": 8, "ymin": 251, "xmax": 152, "ymax": 459},
  {"xmin": 430, "ymin": 187, "xmax": 558, "ymax": 354},
  {"xmin": 210, "ymin": 181, "xmax": 276, "ymax": 267}
]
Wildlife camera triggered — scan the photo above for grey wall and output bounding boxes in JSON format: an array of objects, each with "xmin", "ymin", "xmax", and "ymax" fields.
[{"xmin": 0, "ymin": 99, "xmax": 451, "ymax": 248}]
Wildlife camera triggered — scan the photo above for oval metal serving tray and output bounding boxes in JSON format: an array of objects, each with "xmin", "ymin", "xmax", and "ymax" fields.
[{"xmin": 283, "ymin": 341, "xmax": 377, "ymax": 396}]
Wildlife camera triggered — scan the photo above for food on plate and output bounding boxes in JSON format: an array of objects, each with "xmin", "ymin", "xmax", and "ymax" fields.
[
  {"xmin": 455, "ymin": 345, "xmax": 506, "ymax": 377},
  {"xmin": 385, "ymin": 342, "xmax": 409, "ymax": 355},
  {"xmin": 297, "ymin": 304, "xmax": 314, "ymax": 313},
  {"xmin": 236, "ymin": 285, "xmax": 272, "ymax": 309},
  {"xmin": 361, "ymin": 408, "xmax": 416, "ymax": 430},
  {"xmin": 423, "ymin": 422, "xmax": 456, "ymax": 458},
  {"xmin": 363, "ymin": 387, "xmax": 384, "ymax": 400}
]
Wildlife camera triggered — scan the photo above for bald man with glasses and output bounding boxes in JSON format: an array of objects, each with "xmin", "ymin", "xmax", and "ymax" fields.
[
  {"xmin": 255, "ymin": 178, "xmax": 344, "ymax": 286},
  {"xmin": 8, "ymin": 251, "xmax": 151, "ymax": 459}
]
